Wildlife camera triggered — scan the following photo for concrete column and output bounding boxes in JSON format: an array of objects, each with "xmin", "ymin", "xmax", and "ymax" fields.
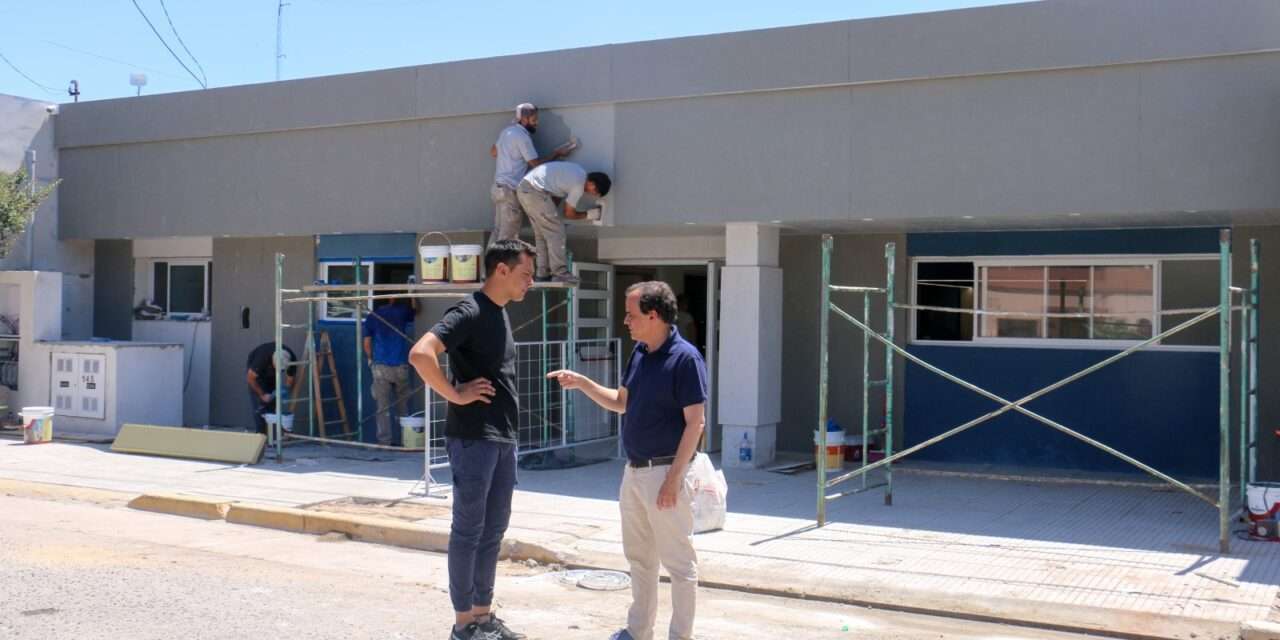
[{"xmin": 719, "ymin": 223, "xmax": 782, "ymax": 468}]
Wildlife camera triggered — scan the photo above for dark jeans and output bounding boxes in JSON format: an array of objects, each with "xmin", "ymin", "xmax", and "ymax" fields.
[
  {"xmin": 248, "ymin": 390, "xmax": 267, "ymax": 434},
  {"xmin": 249, "ymin": 390, "xmax": 284, "ymax": 435},
  {"xmin": 446, "ymin": 437, "xmax": 517, "ymax": 613}
]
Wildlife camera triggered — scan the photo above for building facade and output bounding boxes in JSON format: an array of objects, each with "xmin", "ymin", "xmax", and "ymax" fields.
[{"xmin": 40, "ymin": 0, "xmax": 1280, "ymax": 478}]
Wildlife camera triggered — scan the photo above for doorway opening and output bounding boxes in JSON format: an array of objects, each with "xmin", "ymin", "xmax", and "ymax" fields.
[{"xmin": 610, "ymin": 261, "xmax": 721, "ymax": 452}]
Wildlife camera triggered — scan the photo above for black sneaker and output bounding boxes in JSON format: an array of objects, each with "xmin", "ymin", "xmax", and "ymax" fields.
[
  {"xmin": 449, "ymin": 623, "xmax": 498, "ymax": 640},
  {"xmin": 478, "ymin": 615, "xmax": 526, "ymax": 640}
]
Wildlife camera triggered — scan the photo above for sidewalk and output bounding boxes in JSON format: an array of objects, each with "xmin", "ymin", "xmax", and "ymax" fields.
[{"xmin": 2, "ymin": 437, "xmax": 1277, "ymax": 640}]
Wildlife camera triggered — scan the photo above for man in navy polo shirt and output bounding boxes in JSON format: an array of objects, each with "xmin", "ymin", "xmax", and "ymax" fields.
[{"xmin": 548, "ymin": 280, "xmax": 707, "ymax": 640}]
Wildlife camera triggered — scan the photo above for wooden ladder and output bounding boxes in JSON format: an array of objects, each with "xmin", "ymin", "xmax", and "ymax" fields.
[{"xmin": 302, "ymin": 331, "xmax": 353, "ymax": 439}]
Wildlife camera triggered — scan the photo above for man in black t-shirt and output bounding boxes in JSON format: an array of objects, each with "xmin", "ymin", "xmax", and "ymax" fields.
[
  {"xmin": 245, "ymin": 342, "xmax": 297, "ymax": 435},
  {"xmin": 409, "ymin": 239, "xmax": 535, "ymax": 640}
]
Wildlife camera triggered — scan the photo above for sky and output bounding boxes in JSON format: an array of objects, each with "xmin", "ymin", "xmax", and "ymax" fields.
[{"xmin": 0, "ymin": 1, "xmax": 1024, "ymax": 103}]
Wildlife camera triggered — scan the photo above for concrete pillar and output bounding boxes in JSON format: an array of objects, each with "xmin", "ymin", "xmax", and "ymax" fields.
[{"xmin": 719, "ymin": 223, "xmax": 782, "ymax": 468}]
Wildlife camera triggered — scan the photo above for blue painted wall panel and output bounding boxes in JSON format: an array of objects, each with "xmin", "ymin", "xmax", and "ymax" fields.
[
  {"xmin": 315, "ymin": 321, "xmax": 421, "ymax": 444},
  {"xmin": 908, "ymin": 228, "xmax": 1221, "ymax": 257},
  {"xmin": 903, "ymin": 345, "xmax": 1219, "ymax": 478},
  {"xmin": 316, "ymin": 233, "xmax": 416, "ymax": 261}
]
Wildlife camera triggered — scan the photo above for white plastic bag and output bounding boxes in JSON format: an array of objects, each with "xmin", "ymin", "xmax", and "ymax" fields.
[{"xmin": 689, "ymin": 452, "xmax": 728, "ymax": 533}]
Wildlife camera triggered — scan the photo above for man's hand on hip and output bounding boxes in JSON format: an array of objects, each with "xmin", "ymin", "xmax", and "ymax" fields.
[{"xmin": 454, "ymin": 378, "xmax": 496, "ymax": 405}]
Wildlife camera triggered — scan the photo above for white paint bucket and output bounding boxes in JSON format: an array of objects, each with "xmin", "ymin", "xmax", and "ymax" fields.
[
  {"xmin": 400, "ymin": 415, "xmax": 426, "ymax": 448},
  {"xmin": 1247, "ymin": 482, "xmax": 1280, "ymax": 521},
  {"xmin": 20, "ymin": 406, "xmax": 54, "ymax": 444},
  {"xmin": 419, "ymin": 245, "xmax": 449, "ymax": 282},
  {"xmin": 449, "ymin": 244, "xmax": 483, "ymax": 283},
  {"xmin": 261, "ymin": 413, "xmax": 294, "ymax": 432}
]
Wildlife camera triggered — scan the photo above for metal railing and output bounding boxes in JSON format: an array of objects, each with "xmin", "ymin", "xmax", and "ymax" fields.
[{"xmin": 418, "ymin": 339, "xmax": 622, "ymax": 489}]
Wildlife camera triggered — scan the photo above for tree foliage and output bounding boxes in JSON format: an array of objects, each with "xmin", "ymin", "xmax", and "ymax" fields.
[{"xmin": 0, "ymin": 169, "xmax": 59, "ymax": 259}]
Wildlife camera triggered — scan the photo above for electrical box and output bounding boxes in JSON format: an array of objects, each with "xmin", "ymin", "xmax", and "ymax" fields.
[
  {"xmin": 51, "ymin": 352, "xmax": 106, "ymax": 419},
  {"xmin": 42, "ymin": 341, "xmax": 182, "ymax": 437}
]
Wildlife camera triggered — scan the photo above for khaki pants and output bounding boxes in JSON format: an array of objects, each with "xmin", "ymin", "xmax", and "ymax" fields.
[
  {"xmin": 516, "ymin": 184, "xmax": 568, "ymax": 278},
  {"xmin": 370, "ymin": 364, "xmax": 410, "ymax": 445},
  {"xmin": 490, "ymin": 184, "xmax": 524, "ymax": 244},
  {"xmin": 619, "ymin": 464, "xmax": 698, "ymax": 640}
]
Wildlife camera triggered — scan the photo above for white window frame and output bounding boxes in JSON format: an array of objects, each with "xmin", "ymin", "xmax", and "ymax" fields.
[
  {"xmin": 146, "ymin": 258, "xmax": 210, "ymax": 319},
  {"xmin": 910, "ymin": 253, "xmax": 1219, "ymax": 352},
  {"xmin": 319, "ymin": 260, "xmax": 374, "ymax": 322}
]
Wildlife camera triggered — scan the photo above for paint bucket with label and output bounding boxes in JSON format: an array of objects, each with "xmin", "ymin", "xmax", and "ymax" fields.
[
  {"xmin": 419, "ymin": 245, "xmax": 449, "ymax": 282},
  {"xmin": 400, "ymin": 414, "xmax": 426, "ymax": 449},
  {"xmin": 813, "ymin": 426, "xmax": 845, "ymax": 471},
  {"xmin": 20, "ymin": 406, "xmax": 54, "ymax": 444},
  {"xmin": 1247, "ymin": 482, "xmax": 1280, "ymax": 541},
  {"xmin": 449, "ymin": 244, "xmax": 483, "ymax": 283}
]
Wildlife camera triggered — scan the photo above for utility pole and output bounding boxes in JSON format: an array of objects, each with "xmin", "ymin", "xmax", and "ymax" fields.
[
  {"xmin": 26, "ymin": 150, "xmax": 36, "ymax": 269},
  {"xmin": 275, "ymin": 0, "xmax": 289, "ymax": 81}
]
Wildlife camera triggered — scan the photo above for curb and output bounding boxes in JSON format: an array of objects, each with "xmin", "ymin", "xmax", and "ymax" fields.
[
  {"xmin": 170, "ymin": 497, "xmax": 566, "ymax": 565},
  {"xmin": 1242, "ymin": 620, "xmax": 1280, "ymax": 640},
  {"xmin": 0, "ymin": 478, "xmax": 133, "ymax": 506},
  {"xmin": 130, "ymin": 494, "xmax": 231, "ymax": 520}
]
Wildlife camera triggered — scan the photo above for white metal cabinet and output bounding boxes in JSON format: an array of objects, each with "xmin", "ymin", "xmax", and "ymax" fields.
[{"xmin": 49, "ymin": 352, "xmax": 107, "ymax": 420}]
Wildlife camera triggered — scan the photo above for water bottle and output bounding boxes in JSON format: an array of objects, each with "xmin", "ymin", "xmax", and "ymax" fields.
[{"xmin": 739, "ymin": 432, "xmax": 753, "ymax": 463}]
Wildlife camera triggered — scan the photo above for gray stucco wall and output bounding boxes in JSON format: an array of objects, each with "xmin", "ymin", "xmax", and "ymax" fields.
[
  {"xmin": 92, "ymin": 239, "xmax": 133, "ymax": 340},
  {"xmin": 210, "ymin": 236, "xmax": 314, "ymax": 428},
  {"xmin": 52, "ymin": 0, "xmax": 1280, "ymax": 148},
  {"xmin": 778, "ymin": 233, "xmax": 908, "ymax": 453},
  {"xmin": 53, "ymin": 0, "xmax": 1280, "ymax": 240}
]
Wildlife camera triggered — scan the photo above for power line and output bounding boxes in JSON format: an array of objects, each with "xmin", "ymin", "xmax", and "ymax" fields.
[
  {"xmin": 39, "ymin": 39, "xmax": 184, "ymax": 80},
  {"xmin": 0, "ymin": 51, "xmax": 57, "ymax": 96},
  {"xmin": 158, "ymin": 0, "xmax": 207, "ymax": 87},
  {"xmin": 129, "ymin": 0, "xmax": 206, "ymax": 89}
]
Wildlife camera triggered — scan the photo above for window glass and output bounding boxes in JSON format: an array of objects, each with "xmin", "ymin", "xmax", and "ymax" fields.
[
  {"xmin": 980, "ymin": 266, "xmax": 1044, "ymax": 339},
  {"xmin": 914, "ymin": 262, "xmax": 974, "ymax": 341},
  {"xmin": 1093, "ymin": 265, "xmax": 1154, "ymax": 340}
]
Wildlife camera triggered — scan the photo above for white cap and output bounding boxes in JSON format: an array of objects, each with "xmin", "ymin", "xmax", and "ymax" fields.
[{"xmin": 515, "ymin": 102, "xmax": 537, "ymax": 120}]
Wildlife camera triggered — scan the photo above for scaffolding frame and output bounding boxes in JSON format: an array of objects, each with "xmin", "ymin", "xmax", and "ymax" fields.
[
  {"xmin": 816, "ymin": 230, "xmax": 1261, "ymax": 553},
  {"xmin": 269, "ymin": 249, "xmax": 620, "ymax": 498}
]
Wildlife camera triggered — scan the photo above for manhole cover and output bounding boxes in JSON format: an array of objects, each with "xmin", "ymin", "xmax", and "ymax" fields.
[{"xmin": 553, "ymin": 569, "xmax": 630, "ymax": 591}]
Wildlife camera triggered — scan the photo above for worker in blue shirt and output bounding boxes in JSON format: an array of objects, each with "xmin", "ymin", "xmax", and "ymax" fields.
[{"xmin": 363, "ymin": 294, "xmax": 416, "ymax": 445}]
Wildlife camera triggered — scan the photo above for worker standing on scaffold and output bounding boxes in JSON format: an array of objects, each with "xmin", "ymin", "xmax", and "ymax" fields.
[{"xmin": 489, "ymin": 102, "xmax": 575, "ymax": 252}]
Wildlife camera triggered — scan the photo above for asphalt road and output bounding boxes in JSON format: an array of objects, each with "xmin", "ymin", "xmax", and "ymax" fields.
[{"xmin": 0, "ymin": 493, "xmax": 1115, "ymax": 640}]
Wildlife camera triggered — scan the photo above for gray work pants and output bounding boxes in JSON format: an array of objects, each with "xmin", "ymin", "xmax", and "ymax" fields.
[{"xmin": 516, "ymin": 184, "xmax": 568, "ymax": 278}]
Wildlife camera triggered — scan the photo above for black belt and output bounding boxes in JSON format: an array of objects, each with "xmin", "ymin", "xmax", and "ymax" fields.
[{"xmin": 628, "ymin": 454, "xmax": 691, "ymax": 468}]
